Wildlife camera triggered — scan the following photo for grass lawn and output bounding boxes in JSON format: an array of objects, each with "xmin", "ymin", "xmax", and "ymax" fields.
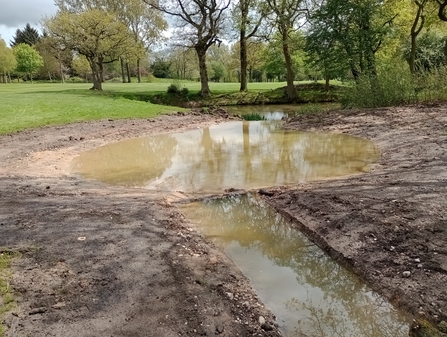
[
  {"xmin": 0, "ymin": 83, "xmax": 181, "ymax": 135},
  {"xmin": 0, "ymin": 81, "xmax": 291, "ymax": 135}
]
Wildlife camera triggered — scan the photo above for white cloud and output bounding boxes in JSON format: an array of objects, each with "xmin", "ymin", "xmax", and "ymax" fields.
[{"xmin": 0, "ymin": 0, "xmax": 57, "ymax": 46}]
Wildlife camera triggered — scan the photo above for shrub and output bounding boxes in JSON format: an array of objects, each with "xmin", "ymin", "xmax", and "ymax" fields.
[{"xmin": 167, "ymin": 83, "xmax": 181, "ymax": 94}]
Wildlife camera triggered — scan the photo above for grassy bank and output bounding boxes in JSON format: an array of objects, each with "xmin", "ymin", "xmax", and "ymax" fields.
[{"xmin": 0, "ymin": 251, "xmax": 20, "ymax": 337}]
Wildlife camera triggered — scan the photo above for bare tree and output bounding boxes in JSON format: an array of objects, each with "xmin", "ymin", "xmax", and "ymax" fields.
[{"xmin": 146, "ymin": 0, "xmax": 230, "ymax": 97}]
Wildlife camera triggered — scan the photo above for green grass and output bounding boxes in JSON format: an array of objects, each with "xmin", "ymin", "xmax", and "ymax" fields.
[
  {"xmin": 0, "ymin": 83, "xmax": 183, "ymax": 134},
  {"xmin": 0, "ymin": 81, "xmax": 343, "ymax": 135},
  {"xmin": 0, "ymin": 250, "xmax": 20, "ymax": 337}
]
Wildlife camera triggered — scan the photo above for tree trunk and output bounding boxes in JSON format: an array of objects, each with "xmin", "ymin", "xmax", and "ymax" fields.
[
  {"xmin": 120, "ymin": 58, "xmax": 126, "ymax": 83},
  {"xmin": 410, "ymin": 1, "xmax": 425, "ymax": 73},
  {"xmin": 281, "ymin": 30, "xmax": 297, "ymax": 100},
  {"xmin": 88, "ymin": 58, "xmax": 103, "ymax": 90},
  {"xmin": 240, "ymin": 30, "xmax": 248, "ymax": 91},
  {"xmin": 325, "ymin": 74, "xmax": 330, "ymax": 92},
  {"xmin": 60, "ymin": 62, "xmax": 65, "ymax": 83},
  {"xmin": 195, "ymin": 46, "xmax": 211, "ymax": 97},
  {"xmin": 137, "ymin": 58, "xmax": 141, "ymax": 83},
  {"xmin": 126, "ymin": 62, "xmax": 131, "ymax": 83}
]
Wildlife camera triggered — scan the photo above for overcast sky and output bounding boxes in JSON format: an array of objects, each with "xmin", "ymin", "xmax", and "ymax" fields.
[{"xmin": 0, "ymin": 0, "xmax": 57, "ymax": 46}]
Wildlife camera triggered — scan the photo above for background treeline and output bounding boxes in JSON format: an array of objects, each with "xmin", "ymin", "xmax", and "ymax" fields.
[{"xmin": 2, "ymin": 0, "xmax": 447, "ymax": 106}]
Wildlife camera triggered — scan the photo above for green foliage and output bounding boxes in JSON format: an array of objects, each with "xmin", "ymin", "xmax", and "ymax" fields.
[
  {"xmin": 45, "ymin": 9, "xmax": 136, "ymax": 90},
  {"xmin": 341, "ymin": 62, "xmax": 416, "ymax": 108},
  {"xmin": 151, "ymin": 57, "xmax": 172, "ymax": 78},
  {"xmin": 10, "ymin": 23, "xmax": 40, "ymax": 47},
  {"xmin": 0, "ymin": 40, "xmax": 17, "ymax": 80},
  {"xmin": 403, "ymin": 31, "xmax": 447, "ymax": 72},
  {"xmin": 13, "ymin": 43, "xmax": 44, "ymax": 81},
  {"xmin": 167, "ymin": 82, "xmax": 190, "ymax": 97},
  {"xmin": 72, "ymin": 56, "xmax": 91, "ymax": 80},
  {"xmin": 341, "ymin": 61, "xmax": 447, "ymax": 108},
  {"xmin": 242, "ymin": 113, "xmax": 266, "ymax": 121},
  {"xmin": 210, "ymin": 61, "xmax": 225, "ymax": 82}
]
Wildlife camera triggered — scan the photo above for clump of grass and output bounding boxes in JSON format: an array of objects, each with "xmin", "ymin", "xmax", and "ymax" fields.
[
  {"xmin": 0, "ymin": 250, "xmax": 20, "ymax": 337},
  {"xmin": 242, "ymin": 113, "xmax": 266, "ymax": 121}
]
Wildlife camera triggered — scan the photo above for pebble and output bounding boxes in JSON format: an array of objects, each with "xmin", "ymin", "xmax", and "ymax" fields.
[
  {"xmin": 403, "ymin": 271, "xmax": 411, "ymax": 278},
  {"xmin": 417, "ymin": 264, "xmax": 423, "ymax": 268},
  {"xmin": 414, "ymin": 258, "xmax": 421, "ymax": 263},
  {"xmin": 226, "ymin": 292, "xmax": 234, "ymax": 300},
  {"xmin": 259, "ymin": 316, "xmax": 266, "ymax": 325}
]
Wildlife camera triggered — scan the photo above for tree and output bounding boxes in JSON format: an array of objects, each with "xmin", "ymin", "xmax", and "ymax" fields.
[
  {"xmin": 169, "ymin": 46, "xmax": 199, "ymax": 80},
  {"xmin": 232, "ymin": 0, "xmax": 265, "ymax": 91},
  {"xmin": 55, "ymin": 0, "xmax": 168, "ymax": 82},
  {"xmin": 147, "ymin": 0, "xmax": 231, "ymax": 97},
  {"xmin": 0, "ymin": 39, "xmax": 17, "ymax": 83},
  {"xmin": 265, "ymin": 0, "xmax": 307, "ymax": 100},
  {"xmin": 307, "ymin": 0, "xmax": 398, "ymax": 88},
  {"xmin": 13, "ymin": 43, "xmax": 44, "ymax": 82},
  {"xmin": 45, "ymin": 9, "xmax": 135, "ymax": 90},
  {"xmin": 10, "ymin": 23, "xmax": 41, "ymax": 47}
]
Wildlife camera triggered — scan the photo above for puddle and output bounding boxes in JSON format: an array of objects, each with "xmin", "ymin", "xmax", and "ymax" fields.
[
  {"xmin": 179, "ymin": 194, "xmax": 411, "ymax": 336},
  {"xmin": 72, "ymin": 121, "xmax": 379, "ymax": 194}
]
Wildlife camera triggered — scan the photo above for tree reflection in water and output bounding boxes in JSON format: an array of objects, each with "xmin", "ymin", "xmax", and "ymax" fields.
[
  {"xmin": 73, "ymin": 121, "xmax": 379, "ymax": 193},
  {"xmin": 180, "ymin": 194, "xmax": 410, "ymax": 337}
]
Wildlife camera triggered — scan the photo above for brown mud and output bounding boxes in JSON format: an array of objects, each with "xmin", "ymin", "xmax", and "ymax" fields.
[{"xmin": 0, "ymin": 105, "xmax": 446, "ymax": 336}]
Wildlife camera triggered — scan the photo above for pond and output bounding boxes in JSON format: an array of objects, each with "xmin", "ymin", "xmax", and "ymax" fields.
[
  {"xmin": 72, "ymin": 114, "xmax": 409, "ymax": 336},
  {"xmin": 72, "ymin": 120, "xmax": 379, "ymax": 194}
]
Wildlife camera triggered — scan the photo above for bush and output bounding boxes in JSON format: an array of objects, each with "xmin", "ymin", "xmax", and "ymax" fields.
[
  {"xmin": 341, "ymin": 63, "xmax": 416, "ymax": 108},
  {"xmin": 167, "ymin": 82, "xmax": 189, "ymax": 96},
  {"xmin": 341, "ymin": 62, "xmax": 447, "ymax": 108},
  {"xmin": 167, "ymin": 83, "xmax": 181, "ymax": 94}
]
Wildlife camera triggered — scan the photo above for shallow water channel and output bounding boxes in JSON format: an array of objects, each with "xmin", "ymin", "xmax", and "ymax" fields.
[
  {"xmin": 72, "ymin": 114, "xmax": 410, "ymax": 336},
  {"xmin": 180, "ymin": 194, "xmax": 410, "ymax": 336}
]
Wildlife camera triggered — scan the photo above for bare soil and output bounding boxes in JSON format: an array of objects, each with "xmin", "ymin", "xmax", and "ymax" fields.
[{"xmin": 0, "ymin": 105, "xmax": 446, "ymax": 336}]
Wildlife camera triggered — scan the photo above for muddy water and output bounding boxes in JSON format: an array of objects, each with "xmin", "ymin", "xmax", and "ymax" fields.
[
  {"xmin": 72, "ymin": 120, "xmax": 379, "ymax": 194},
  {"xmin": 180, "ymin": 194, "xmax": 411, "ymax": 336}
]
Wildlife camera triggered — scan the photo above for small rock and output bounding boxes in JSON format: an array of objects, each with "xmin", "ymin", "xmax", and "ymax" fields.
[
  {"xmin": 414, "ymin": 258, "xmax": 421, "ymax": 263},
  {"xmin": 259, "ymin": 316, "xmax": 266, "ymax": 325},
  {"xmin": 29, "ymin": 307, "xmax": 47, "ymax": 315},
  {"xmin": 417, "ymin": 264, "xmax": 423, "ymax": 268},
  {"xmin": 52, "ymin": 302, "xmax": 66, "ymax": 309},
  {"xmin": 403, "ymin": 271, "xmax": 411, "ymax": 278},
  {"xmin": 215, "ymin": 323, "xmax": 224, "ymax": 334},
  {"xmin": 261, "ymin": 323, "xmax": 274, "ymax": 331},
  {"xmin": 226, "ymin": 292, "xmax": 234, "ymax": 300}
]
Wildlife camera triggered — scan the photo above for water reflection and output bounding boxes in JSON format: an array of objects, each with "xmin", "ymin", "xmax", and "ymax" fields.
[
  {"xmin": 73, "ymin": 121, "xmax": 379, "ymax": 193},
  {"xmin": 179, "ymin": 194, "xmax": 410, "ymax": 337}
]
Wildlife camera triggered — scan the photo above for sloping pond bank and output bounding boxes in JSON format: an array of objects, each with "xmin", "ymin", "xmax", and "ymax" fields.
[{"xmin": 262, "ymin": 105, "xmax": 447, "ymax": 336}]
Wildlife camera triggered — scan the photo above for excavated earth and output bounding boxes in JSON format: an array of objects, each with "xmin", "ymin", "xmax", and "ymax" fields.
[{"xmin": 0, "ymin": 105, "xmax": 446, "ymax": 336}]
